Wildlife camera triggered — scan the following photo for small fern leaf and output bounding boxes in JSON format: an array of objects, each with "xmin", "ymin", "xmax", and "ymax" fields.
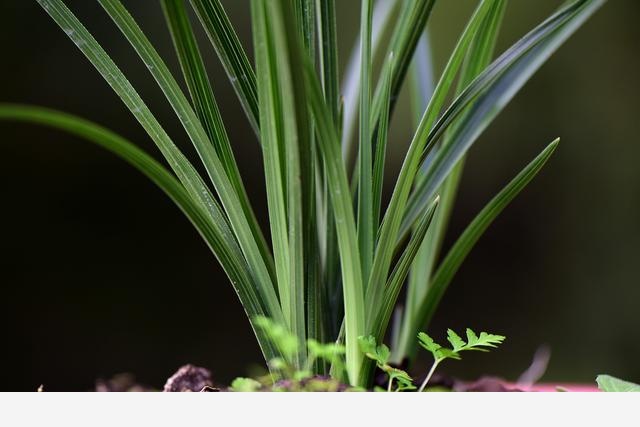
[
  {"xmin": 476, "ymin": 331, "xmax": 506, "ymax": 348},
  {"xmin": 447, "ymin": 329, "xmax": 466, "ymax": 351},
  {"xmin": 417, "ymin": 332, "xmax": 442, "ymax": 358},
  {"xmin": 462, "ymin": 330, "xmax": 505, "ymax": 352},
  {"xmin": 438, "ymin": 348, "xmax": 461, "ymax": 360},
  {"xmin": 466, "ymin": 328, "xmax": 479, "ymax": 346}
]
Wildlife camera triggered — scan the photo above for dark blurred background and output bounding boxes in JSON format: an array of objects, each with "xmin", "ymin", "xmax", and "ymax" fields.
[{"xmin": 1, "ymin": 0, "xmax": 638, "ymax": 391}]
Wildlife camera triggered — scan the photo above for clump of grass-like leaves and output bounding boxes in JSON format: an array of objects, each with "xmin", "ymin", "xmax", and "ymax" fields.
[{"xmin": 0, "ymin": 0, "xmax": 604, "ymax": 387}]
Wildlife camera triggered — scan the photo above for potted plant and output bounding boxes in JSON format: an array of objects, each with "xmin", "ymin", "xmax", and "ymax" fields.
[{"xmin": 0, "ymin": 0, "xmax": 607, "ymax": 391}]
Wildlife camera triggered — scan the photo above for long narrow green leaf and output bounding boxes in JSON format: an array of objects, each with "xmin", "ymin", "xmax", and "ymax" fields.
[
  {"xmin": 315, "ymin": 0, "xmax": 339, "ymax": 124},
  {"xmin": 372, "ymin": 52, "xmax": 394, "ymax": 227},
  {"xmin": 35, "ymin": 0, "xmax": 283, "ymax": 327},
  {"xmin": 400, "ymin": 0, "xmax": 605, "ymax": 238},
  {"xmin": 251, "ymin": 0, "xmax": 309, "ymax": 365},
  {"xmin": 319, "ymin": 176, "xmax": 342, "ymax": 342},
  {"xmin": 411, "ymin": 139, "xmax": 560, "ymax": 343},
  {"xmin": 313, "ymin": 0, "xmax": 338, "ymax": 350},
  {"xmin": 369, "ymin": 196, "xmax": 439, "ymax": 341},
  {"xmin": 399, "ymin": 0, "xmax": 506, "ymax": 362},
  {"xmin": 395, "ymin": 32, "xmax": 435, "ymax": 358},
  {"xmin": 304, "ymin": 60, "xmax": 365, "ymax": 386},
  {"xmin": 366, "ymin": 0, "xmax": 496, "ymax": 332},
  {"xmin": 251, "ymin": 0, "xmax": 291, "ymax": 332},
  {"xmin": 279, "ymin": 2, "xmax": 315, "ymax": 369},
  {"xmin": 162, "ymin": 0, "xmax": 235, "ymax": 174},
  {"xmin": 341, "ymin": 0, "xmax": 399, "ymax": 161},
  {"xmin": 356, "ymin": 0, "xmax": 374, "ymax": 283},
  {"xmin": 409, "ymin": 33, "xmax": 435, "ymax": 118},
  {"xmin": 95, "ymin": 0, "xmax": 281, "ymax": 322},
  {"xmin": 294, "ymin": 0, "xmax": 315, "ymax": 58},
  {"xmin": 343, "ymin": 0, "xmax": 436, "ymax": 166},
  {"xmin": 0, "ymin": 104, "xmax": 280, "ymax": 361},
  {"xmin": 289, "ymin": 0, "xmax": 319, "ymax": 354},
  {"xmin": 369, "ymin": 0, "xmax": 436, "ymax": 145},
  {"xmin": 161, "ymin": 0, "xmax": 276, "ymax": 285},
  {"xmin": 189, "ymin": 0, "xmax": 260, "ymax": 134}
]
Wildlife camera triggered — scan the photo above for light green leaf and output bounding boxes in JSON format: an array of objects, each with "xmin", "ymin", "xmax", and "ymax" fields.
[
  {"xmin": 437, "ymin": 348, "xmax": 461, "ymax": 361},
  {"xmin": 417, "ymin": 332, "xmax": 441, "ymax": 356},
  {"xmin": 447, "ymin": 329, "xmax": 466, "ymax": 351},
  {"xmin": 255, "ymin": 316, "xmax": 300, "ymax": 363},
  {"xmin": 358, "ymin": 335, "xmax": 377, "ymax": 355},
  {"xmin": 308, "ymin": 339, "xmax": 345, "ymax": 362},
  {"xmin": 230, "ymin": 377, "xmax": 262, "ymax": 392},
  {"xmin": 596, "ymin": 375, "xmax": 640, "ymax": 392},
  {"xmin": 376, "ymin": 344, "xmax": 391, "ymax": 366},
  {"xmin": 474, "ymin": 331, "xmax": 506, "ymax": 348},
  {"xmin": 466, "ymin": 328, "xmax": 480, "ymax": 345}
]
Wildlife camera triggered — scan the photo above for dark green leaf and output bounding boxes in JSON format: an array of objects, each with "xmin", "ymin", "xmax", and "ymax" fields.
[
  {"xmin": 0, "ymin": 104, "xmax": 280, "ymax": 361},
  {"xmin": 161, "ymin": 0, "xmax": 275, "ymax": 286},
  {"xmin": 190, "ymin": 0, "xmax": 260, "ymax": 134},
  {"xmin": 304, "ymin": 56, "xmax": 365, "ymax": 386},
  {"xmin": 401, "ymin": 0, "xmax": 605, "ymax": 237},
  {"xmin": 413, "ymin": 139, "xmax": 559, "ymax": 333}
]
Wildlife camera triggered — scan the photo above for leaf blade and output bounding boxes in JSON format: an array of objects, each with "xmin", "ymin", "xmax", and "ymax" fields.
[
  {"xmin": 356, "ymin": 0, "xmax": 375, "ymax": 283},
  {"xmin": 304, "ymin": 58, "xmax": 365, "ymax": 386},
  {"xmin": 161, "ymin": 0, "xmax": 276, "ymax": 285},
  {"xmin": 0, "ymin": 103, "xmax": 281, "ymax": 361},
  {"xmin": 401, "ymin": 0, "xmax": 606, "ymax": 237},
  {"xmin": 596, "ymin": 375, "xmax": 640, "ymax": 392},
  {"xmin": 366, "ymin": 0, "xmax": 497, "ymax": 336},
  {"xmin": 95, "ymin": 0, "xmax": 280, "ymax": 322},
  {"xmin": 399, "ymin": 0, "xmax": 507, "ymax": 362},
  {"xmin": 413, "ymin": 139, "xmax": 560, "ymax": 333},
  {"xmin": 190, "ymin": 0, "xmax": 260, "ymax": 134},
  {"xmin": 369, "ymin": 196, "xmax": 439, "ymax": 341}
]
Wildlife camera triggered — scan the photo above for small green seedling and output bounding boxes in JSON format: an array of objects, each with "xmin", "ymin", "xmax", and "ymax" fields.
[
  {"xmin": 237, "ymin": 316, "xmax": 348, "ymax": 390},
  {"xmin": 230, "ymin": 377, "xmax": 262, "ymax": 392},
  {"xmin": 238, "ymin": 321, "xmax": 504, "ymax": 391},
  {"xmin": 254, "ymin": 316, "xmax": 300, "ymax": 365},
  {"xmin": 359, "ymin": 336, "xmax": 415, "ymax": 392},
  {"xmin": 307, "ymin": 339, "xmax": 347, "ymax": 380},
  {"xmin": 417, "ymin": 328, "xmax": 505, "ymax": 392},
  {"xmin": 253, "ymin": 316, "xmax": 304, "ymax": 381}
]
